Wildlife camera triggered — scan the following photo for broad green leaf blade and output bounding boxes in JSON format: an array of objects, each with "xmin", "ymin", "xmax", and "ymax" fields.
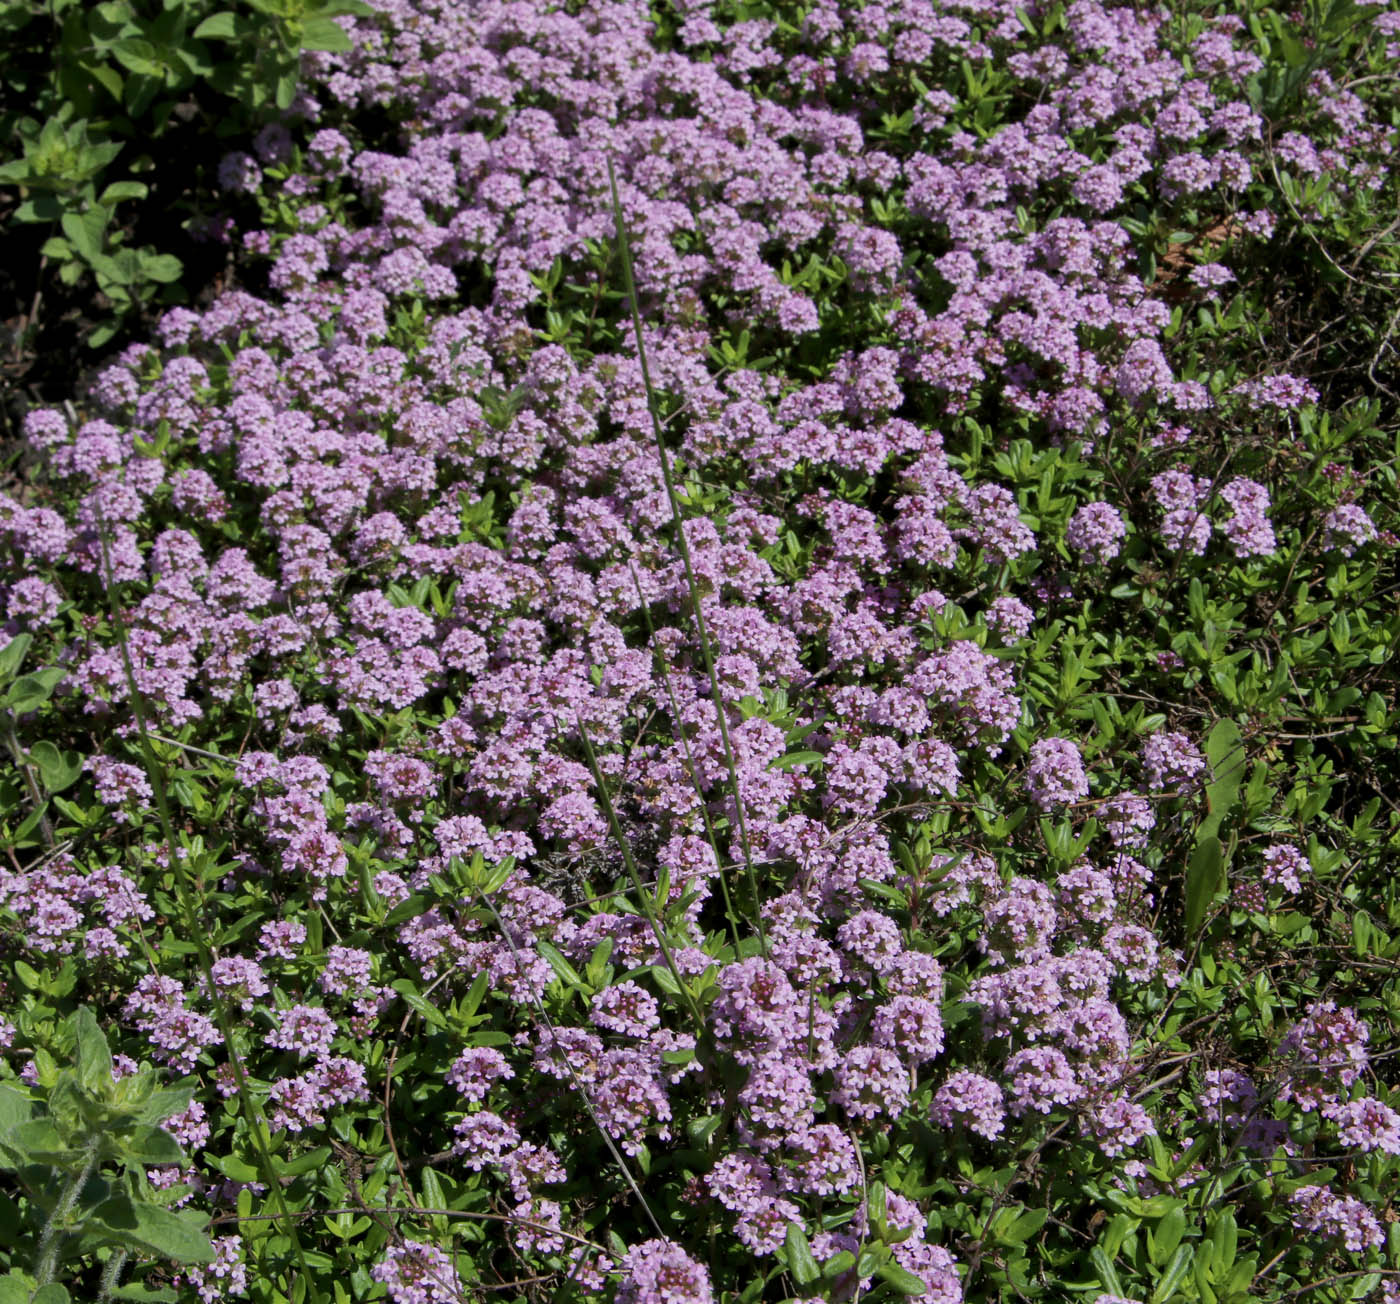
[
  {"xmin": 3, "ymin": 1119, "xmax": 83, "ymax": 1164},
  {"xmin": 300, "ymin": 15, "xmax": 351, "ymax": 50},
  {"xmin": 784, "ymin": 1224, "xmax": 821, "ymax": 1287},
  {"xmin": 70, "ymin": 1006, "xmax": 113, "ymax": 1092},
  {"xmin": 133, "ymin": 1084, "xmax": 194, "ymax": 1126},
  {"xmin": 1151, "ymin": 1245, "xmax": 1194, "ymax": 1304},
  {"xmin": 121, "ymin": 1124, "xmax": 186, "ymax": 1166},
  {"xmin": 876, "ymin": 1263, "xmax": 928, "ymax": 1296},
  {"xmin": 0, "ymin": 1086, "xmax": 33, "ymax": 1133},
  {"xmin": 1186, "ymin": 836, "xmax": 1224, "ymax": 934},
  {"xmin": 0, "ymin": 634, "xmax": 33, "ymax": 680},
  {"xmin": 91, "ymin": 1196, "xmax": 216, "ymax": 1263}
]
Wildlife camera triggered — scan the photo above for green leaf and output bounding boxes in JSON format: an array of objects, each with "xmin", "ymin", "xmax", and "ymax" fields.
[
  {"xmin": 274, "ymin": 70, "xmax": 298, "ymax": 109},
  {"xmin": 1185, "ymin": 836, "xmax": 1224, "ymax": 934},
  {"xmin": 14, "ymin": 960, "xmax": 43, "ymax": 990},
  {"xmin": 3, "ymin": 1119, "xmax": 83, "ymax": 1164},
  {"xmin": 0, "ymin": 1273, "xmax": 35, "ymax": 1304},
  {"xmin": 390, "ymin": 979, "xmax": 447, "ymax": 1028},
  {"xmin": 1003, "ymin": 1207, "xmax": 1049, "ymax": 1245},
  {"xmin": 1151, "ymin": 1245, "xmax": 1194, "ymax": 1304},
  {"xmin": 1211, "ymin": 1208, "xmax": 1237, "ymax": 1273},
  {"xmin": 300, "ymin": 15, "xmax": 351, "ymax": 50},
  {"xmin": 213, "ymin": 1153, "xmax": 260, "ymax": 1183},
  {"xmin": 276, "ymin": 1146, "xmax": 331, "ymax": 1178},
  {"xmin": 0, "ymin": 634, "xmax": 32, "ymax": 680},
  {"xmin": 140, "ymin": 252, "xmax": 183, "ymax": 283},
  {"xmin": 91, "ymin": 1196, "xmax": 216, "ymax": 1263},
  {"xmin": 110, "ymin": 37, "xmax": 164, "ymax": 76},
  {"xmin": 28, "ymin": 741, "xmax": 83, "ymax": 793},
  {"xmin": 313, "ymin": 0, "xmax": 374, "ymax": 15},
  {"xmin": 193, "ymin": 11, "xmax": 238, "ymax": 38},
  {"xmin": 121, "ymin": 1125, "xmax": 186, "ymax": 1166},
  {"xmin": 133, "ymin": 1085, "xmax": 194, "ymax": 1126},
  {"xmin": 1199, "ymin": 718, "xmax": 1244, "ymax": 841},
  {"xmin": 0, "ymin": 1087, "xmax": 33, "ymax": 1133},
  {"xmin": 5, "ymin": 667, "xmax": 65, "ymax": 714},
  {"xmin": 876, "ymin": 1263, "xmax": 928, "ymax": 1296},
  {"xmin": 71, "ymin": 1006, "xmax": 114, "ymax": 1092},
  {"xmin": 61, "ymin": 209, "xmax": 104, "ymax": 261},
  {"xmin": 99, "ymin": 182, "xmax": 149, "ymax": 207},
  {"xmin": 784, "ymin": 1225, "xmax": 821, "ymax": 1287},
  {"xmin": 1090, "ymin": 1247, "xmax": 1125, "ymax": 1298},
  {"xmin": 649, "ymin": 964, "xmax": 681, "ymax": 996},
  {"xmin": 1150, "ymin": 1206, "xmax": 1186, "ymax": 1265},
  {"xmin": 536, "ymin": 939, "xmax": 582, "ymax": 988},
  {"xmin": 32, "ymin": 1284, "xmax": 71, "ymax": 1304}
]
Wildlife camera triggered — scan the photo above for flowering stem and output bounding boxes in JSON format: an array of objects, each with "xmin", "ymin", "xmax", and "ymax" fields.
[
  {"xmin": 574, "ymin": 714, "xmax": 706, "ymax": 1032},
  {"xmin": 606, "ymin": 156, "xmax": 767, "ymax": 956}
]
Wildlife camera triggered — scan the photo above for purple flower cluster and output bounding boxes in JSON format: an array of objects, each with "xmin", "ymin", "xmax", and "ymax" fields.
[
  {"xmin": 1, "ymin": 0, "xmax": 1395, "ymax": 1295},
  {"xmin": 1025, "ymin": 738, "xmax": 1090, "ymax": 809}
]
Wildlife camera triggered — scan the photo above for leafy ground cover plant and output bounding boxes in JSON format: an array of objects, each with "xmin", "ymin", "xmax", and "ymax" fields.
[
  {"xmin": 1, "ymin": 0, "xmax": 1399, "ymax": 1302},
  {"xmin": 0, "ymin": 0, "xmax": 368, "ymax": 370}
]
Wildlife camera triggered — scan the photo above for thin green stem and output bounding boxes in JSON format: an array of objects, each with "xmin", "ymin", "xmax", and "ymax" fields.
[
  {"xmin": 97, "ymin": 1248, "xmax": 128, "ymax": 1303},
  {"xmin": 34, "ymin": 1138, "xmax": 99, "ymax": 1287},
  {"xmin": 4, "ymin": 722, "xmax": 55, "ymax": 847},
  {"xmin": 606, "ymin": 157, "xmax": 767, "ymax": 956},
  {"xmin": 628, "ymin": 561, "xmax": 743, "ymax": 951},
  {"xmin": 573, "ymin": 714, "xmax": 705, "ymax": 1031}
]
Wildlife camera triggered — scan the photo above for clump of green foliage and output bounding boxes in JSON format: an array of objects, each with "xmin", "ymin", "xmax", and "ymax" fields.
[{"xmin": 0, "ymin": 0, "xmax": 367, "ymax": 349}]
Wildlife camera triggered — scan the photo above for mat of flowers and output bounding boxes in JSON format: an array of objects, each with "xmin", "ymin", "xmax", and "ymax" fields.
[{"xmin": 2, "ymin": 0, "xmax": 1399, "ymax": 1302}]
